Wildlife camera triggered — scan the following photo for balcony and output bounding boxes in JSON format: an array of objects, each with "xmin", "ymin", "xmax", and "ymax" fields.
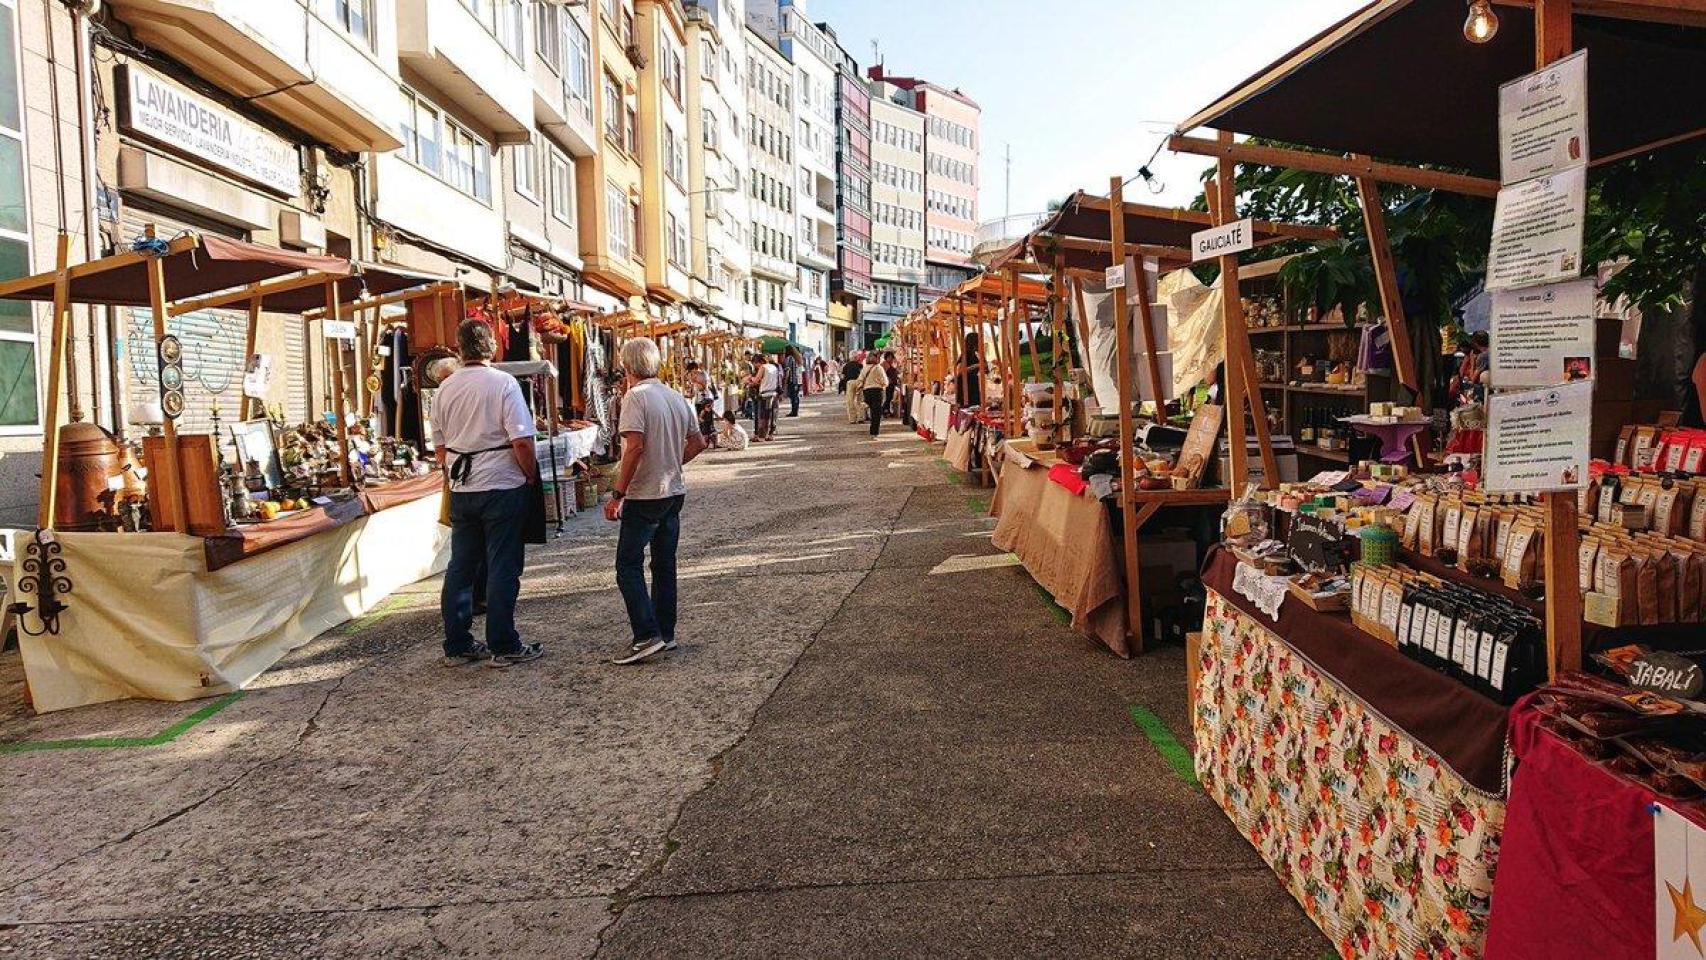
[
  {"xmin": 396, "ymin": 0, "xmax": 533, "ymax": 143},
  {"xmin": 107, "ymin": 0, "xmax": 402, "ymax": 152}
]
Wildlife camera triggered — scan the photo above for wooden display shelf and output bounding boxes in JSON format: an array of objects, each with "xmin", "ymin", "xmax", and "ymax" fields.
[
  {"xmin": 1286, "ymin": 382, "xmax": 1367, "ymax": 396},
  {"xmin": 1127, "ymin": 487, "xmax": 1234, "ymax": 508}
]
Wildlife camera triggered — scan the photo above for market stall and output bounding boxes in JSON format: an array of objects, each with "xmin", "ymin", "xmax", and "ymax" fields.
[
  {"xmin": 1172, "ymin": 0, "xmax": 1706, "ymax": 955},
  {"xmin": 979, "ymin": 194, "xmax": 1330, "ymax": 656},
  {"xmin": 0, "ymin": 231, "xmax": 459, "ymax": 713}
]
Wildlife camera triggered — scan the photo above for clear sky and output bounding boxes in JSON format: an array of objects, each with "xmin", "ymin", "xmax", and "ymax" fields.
[{"xmin": 807, "ymin": 0, "xmax": 1367, "ymax": 222}]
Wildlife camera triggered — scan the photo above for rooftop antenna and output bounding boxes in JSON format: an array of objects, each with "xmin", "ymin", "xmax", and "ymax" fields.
[
  {"xmin": 1004, "ymin": 142, "xmax": 1012, "ymax": 222},
  {"xmin": 870, "ymin": 38, "xmax": 881, "ymax": 69}
]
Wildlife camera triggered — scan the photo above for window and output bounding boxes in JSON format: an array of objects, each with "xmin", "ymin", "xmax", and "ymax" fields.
[
  {"xmin": 605, "ymin": 181, "xmax": 631, "ymax": 261},
  {"xmin": 0, "ymin": 0, "xmax": 36, "ymax": 429},
  {"xmin": 565, "ymin": 18, "xmax": 592, "ymax": 116},
  {"xmin": 602, "ymin": 73, "xmax": 622, "ymax": 145},
  {"xmin": 699, "ymin": 38, "xmax": 716, "ymax": 81},
  {"xmin": 624, "ymin": 102, "xmax": 639, "ymax": 155},
  {"xmin": 400, "ymin": 88, "xmax": 490, "ymax": 203},
  {"xmin": 664, "ymin": 125, "xmax": 686, "ymax": 186},
  {"xmin": 333, "ymin": 0, "xmax": 374, "ymax": 50},
  {"xmin": 661, "ymin": 43, "xmax": 684, "ymax": 104},
  {"xmin": 549, "ymin": 148, "xmax": 575, "ymax": 226},
  {"xmin": 535, "ymin": 3, "xmax": 561, "ymax": 72},
  {"xmin": 701, "ymin": 108, "xmax": 719, "ymax": 152},
  {"xmin": 629, "ymin": 198, "xmax": 643, "ymax": 259},
  {"xmin": 667, "ymin": 213, "xmax": 688, "ymax": 267},
  {"xmin": 513, "ymin": 133, "xmax": 538, "ymax": 200}
]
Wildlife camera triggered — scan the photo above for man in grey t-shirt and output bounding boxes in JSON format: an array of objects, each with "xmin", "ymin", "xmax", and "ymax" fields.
[{"xmin": 605, "ymin": 338, "xmax": 707, "ymax": 664}]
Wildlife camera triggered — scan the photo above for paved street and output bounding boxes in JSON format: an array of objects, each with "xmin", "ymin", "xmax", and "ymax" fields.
[{"xmin": 0, "ymin": 393, "xmax": 1328, "ymax": 959}]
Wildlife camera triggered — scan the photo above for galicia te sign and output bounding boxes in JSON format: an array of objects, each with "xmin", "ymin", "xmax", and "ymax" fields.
[
  {"xmin": 117, "ymin": 65, "xmax": 301, "ymax": 196},
  {"xmin": 1191, "ymin": 218, "xmax": 1255, "ymax": 262}
]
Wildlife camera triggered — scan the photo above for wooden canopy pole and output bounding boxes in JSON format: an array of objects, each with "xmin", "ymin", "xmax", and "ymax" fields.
[
  {"xmin": 1004, "ymin": 275, "xmax": 1024, "ymax": 437},
  {"xmin": 1354, "ymin": 170, "xmax": 1420, "ymax": 393},
  {"xmin": 1167, "ymin": 135, "xmax": 1501, "ymax": 198},
  {"xmin": 144, "ymin": 227, "xmax": 187, "ymax": 530},
  {"xmin": 1107, "ymin": 176, "xmax": 1147, "ymax": 656},
  {"xmin": 1051, "ymin": 254, "xmax": 1068, "ymax": 442},
  {"xmin": 241, "ymin": 299, "xmax": 262, "ymax": 421},
  {"xmin": 325, "ymin": 281, "xmax": 352, "ymax": 487},
  {"xmin": 1070, "ymin": 277, "xmax": 1094, "ymax": 376},
  {"xmin": 1209, "ymin": 149, "xmax": 1281, "ymax": 488},
  {"xmin": 36, "ymin": 234, "xmax": 73, "ymax": 529},
  {"xmin": 1536, "ymin": 0, "xmax": 1583, "ymax": 679}
]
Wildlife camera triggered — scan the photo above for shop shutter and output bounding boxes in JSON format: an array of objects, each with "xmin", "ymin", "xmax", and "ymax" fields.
[{"xmin": 282, "ymin": 317, "xmax": 308, "ymax": 423}]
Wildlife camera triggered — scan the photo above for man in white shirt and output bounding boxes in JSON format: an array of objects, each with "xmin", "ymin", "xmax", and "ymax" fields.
[
  {"xmin": 751, "ymin": 354, "xmax": 780, "ymax": 441},
  {"xmin": 434, "ymin": 320, "xmax": 543, "ymax": 668},
  {"xmin": 605, "ymin": 338, "xmax": 708, "ymax": 664}
]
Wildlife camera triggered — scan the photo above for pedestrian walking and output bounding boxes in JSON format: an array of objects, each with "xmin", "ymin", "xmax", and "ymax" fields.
[
  {"xmin": 606, "ymin": 337, "xmax": 708, "ymax": 665},
  {"xmin": 750, "ymin": 353, "xmax": 780, "ymax": 440},
  {"xmin": 783, "ymin": 347, "xmax": 803, "ymax": 417},
  {"xmin": 881, "ymin": 350, "xmax": 900, "ymax": 417},
  {"xmin": 740, "ymin": 351, "xmax": 758, "ymax": 425},
  {"xmin": 842, "ymin": 352, "xmax": 865, "ymax": 424},
  {"xmin": 855, "ymin": 352, "xmax": 890, "ymax": 438},
  {"xmin": 435, "ymin": 319, "xmax": 544, "ymax": 668}
]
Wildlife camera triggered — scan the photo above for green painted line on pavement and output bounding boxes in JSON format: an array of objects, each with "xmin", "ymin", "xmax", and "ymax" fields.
[
  {"xmin": 1129, "ymin": 704, "xmax": 1199, "ymax": 787},
  {"xmin": 966, "ymin": 494, "xmax": 988, "ymax": 516},
  {"xmin": 1031, "ymin": 582, "xmax": 1071, "ymax": 625},
  {"xmin": 1, "ymin": 692, "xmax": 244, "ymax": 754}
]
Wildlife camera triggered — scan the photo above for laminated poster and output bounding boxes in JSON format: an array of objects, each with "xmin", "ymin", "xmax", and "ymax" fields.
[
  {"xmin": 1484, "ymin": 379, "xmax": 1592, "ymax": 493},
  {"xmin": 1486, "ymin": 166, "xmax": 1586, "ymax": 292},
  {"xmin": 1489, "ymin": 278, "xmax": 1597, "ymax": 388},
  {"xmin": 1498, "ymin": 49, "xmax": 1589, "ymax": 185}
]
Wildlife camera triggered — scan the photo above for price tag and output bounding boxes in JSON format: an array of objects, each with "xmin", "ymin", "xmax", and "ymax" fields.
[{"xmin": 1103, "ymin": 263, "xmax": 1126, "ymax": 290}]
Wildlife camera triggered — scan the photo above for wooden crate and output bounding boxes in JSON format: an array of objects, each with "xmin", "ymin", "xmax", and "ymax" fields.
[{"xmin": 142, "ymin": 434, "xmax": 227, "ymax": 536}]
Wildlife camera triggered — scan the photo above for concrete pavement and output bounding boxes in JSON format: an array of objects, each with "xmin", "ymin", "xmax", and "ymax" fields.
[{"xmin": 0, "ymin": 392, "xmax": 1329, "ymax": 958}]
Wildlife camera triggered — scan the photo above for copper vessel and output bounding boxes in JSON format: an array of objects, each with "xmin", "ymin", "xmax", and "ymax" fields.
[{"xmin": 53, "ymin": 421, "xmax": 123, "ymax": 530}]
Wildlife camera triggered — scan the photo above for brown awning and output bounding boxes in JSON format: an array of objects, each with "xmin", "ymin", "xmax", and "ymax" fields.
[
  {"xmin": 1179, "ymin": 0, "xmax": 1706, "ymax": 176},
  {"xmin": 253, "ymin": 263, "xmax": 447, "ymax": 314},
  {"xmin": 0, "ymin": 233, "xmax": 352, "ymax": 308}
]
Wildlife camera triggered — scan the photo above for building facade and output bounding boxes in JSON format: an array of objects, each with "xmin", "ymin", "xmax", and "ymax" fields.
[
  {"xmin": 739, "ymin": 24, "xmax": 793, "ymax": 335},
  {"xmin": 869, "ymin": 65, "xmax": 980, "ymax": 300},
  {"xmin": 683, "ymin": 0, "xmax": 751, "ymax": 327},
  {"xmin": 636, "ymin": 0, "xmax": 695, "ymax": 329},
  {"xmin": 865, "ymin": 79, "xmax": 926, "ymax": 345},
  {"xmin": 822, "ymin": 24, "xmax": 871, "ymax": 356},
  {"xmin": 581, "ymin": 0, "xmax": 648, "ymax": 305}
]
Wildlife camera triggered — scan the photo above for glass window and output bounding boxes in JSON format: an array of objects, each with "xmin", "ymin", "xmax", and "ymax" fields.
[
  {"xmin": 605, "ymin": 181, "xmax": 629, "ymax": 261},
  {"xmin": 566, "ymin": 18, "xmax": 592, "ymax": 113},
  {"xmin": 512, "ymin": 134, "xmax": 537, "ymax": 200},
  {"xmin": 0, "ymin": 336, "xmax": 38, "ymax": 427},
  {"xmin": 550, "ymin": 148, "xmax": 575, "ymax": 226},
  {"xmin": 602, "ymin": 73, "xmax": 622, "ymax": 144},
  {"xmin": 334, "ymin": 0, "xmax": 374, "ymax": 50},
  {"xmin": 534, "ymin": 2, "xmax": 561, "ymax": 72}
]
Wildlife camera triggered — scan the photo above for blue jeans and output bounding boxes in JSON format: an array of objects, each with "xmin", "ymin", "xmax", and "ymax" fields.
[
  {"xmin": 441, "ymin": 484, "xmax": 530, "ymax": 656},
  {"xmin": 616, "ymin": 495, "xmax": 684, "ymax": 643}
]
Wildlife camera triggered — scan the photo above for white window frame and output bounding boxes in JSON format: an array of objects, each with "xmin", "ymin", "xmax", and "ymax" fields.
[
  {"xmin": 513, "ymin": 132, "xmax": 539, "ymax": 201},
  {"xmin": 605, "ymin": 180, "xmax": 631, "ymax": 261},
  {"xmin": 0, "ymin": 0, "xmax": 39, "ymax": 432},
  {"xmin": 549, "ymin": 146, "xmax": 576, "ymax": 227}
]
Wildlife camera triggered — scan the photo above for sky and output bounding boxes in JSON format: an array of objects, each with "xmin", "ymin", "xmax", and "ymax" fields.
[{"xmin": 806, "ymin": 0, "xmax": 1367, "ymax": 223}]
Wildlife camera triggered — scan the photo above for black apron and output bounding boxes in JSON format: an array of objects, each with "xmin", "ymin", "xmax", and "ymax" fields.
[{"xmin": 445, "ymin": 444, "xmax": 547, "ymax": 545}]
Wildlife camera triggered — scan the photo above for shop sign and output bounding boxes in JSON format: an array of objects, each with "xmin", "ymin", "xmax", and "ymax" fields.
[
  {"xmin": 324, "ymin": 320, "xmax": 358, "ymax": 341},
  {"xmin": 1486, "ymin": 167, "xmax": 1586, "ymax": 292},
  {"xmin": 118, "ymin": 64, "xmax": 300, "ymax": 196},
  {"xmin": 1191, "ymin": 219, "xmax": 1253, "ymax": 262}
]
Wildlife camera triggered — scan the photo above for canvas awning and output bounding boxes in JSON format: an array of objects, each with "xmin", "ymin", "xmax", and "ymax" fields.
[
  {"xmin": 0, "ymin": 234, "xmax": 351, "ymax": 308},
  {"xmin": 1178, "ymin": 0, "xmax": 1706, "ymax": 175}
]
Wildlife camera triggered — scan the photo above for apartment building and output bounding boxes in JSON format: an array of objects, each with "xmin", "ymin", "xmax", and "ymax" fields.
[
  {"xmin": 635, "ymin": 0, "xmax": 696, "ymax": 327},
  {"xmin": 865, "ymin": 78, "xmax": 926, "ymax": 344},
  {"xmin": 823, "ymin": 23, "xmax": 872, "ymax": 356},
  {"xmin": 869, "ymin": 65, "xmax": 979, "ymax": 300},
  {"xmin": 739, "ymin": 25, "xmax": 793, "ymax": 335},
  {"xmin": 581, "ymin": 0, "xmax": 648, "ymax": 304},
  {"xmin": 683, "ymin": 0, "xmax": 752, "ymax": 326},
  {"xmin": 505, "ymin": 1, "xmax": 598, "ymax": 303}
]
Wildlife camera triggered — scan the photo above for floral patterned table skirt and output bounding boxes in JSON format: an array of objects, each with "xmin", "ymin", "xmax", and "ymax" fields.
[{"xmin": 1194, "ymin": 589, "xmax": 1507, "ymax": 960}]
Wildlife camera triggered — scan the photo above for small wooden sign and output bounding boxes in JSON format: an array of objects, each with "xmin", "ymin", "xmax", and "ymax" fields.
[
  {"xmin": 1174, "ymin": 403, "xmax": 1224, "ymax": 489},
  {"xmin": 1630, "ymin": 651, "xmax": 1704, "ymax": 700}
]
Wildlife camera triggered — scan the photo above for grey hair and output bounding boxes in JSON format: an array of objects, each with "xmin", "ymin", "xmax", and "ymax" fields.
[
  {"xmin": 456, "ymin": 319, "xmax": 497, "ymax": 361},
  {"xmin": 620, "ymin": 337, "xmax": 662, "ymax": 378}
]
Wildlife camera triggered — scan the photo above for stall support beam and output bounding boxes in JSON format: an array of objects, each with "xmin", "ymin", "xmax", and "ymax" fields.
[
  {"xmin": 1167, "ymin": 135, "xmax": 1501, "ymax": 198},
  {"xmin": 326, "ymin": 282, "xmax": 353, "ymax": 487},
  {"xmin": 241, "ymin": 299, "xmax": 261, "ymax": 421},
  {"xmin": 1130, "ymin": 254, "xmax": 1167, "ymax": 425},
  {"xmin": 1536, "ymin": 0, "xmax": 1584, "ymax": 680},
  {"xmin": 36, "ymin": 234, "xmax": 72, "ymax": 529},
  {"xmin": 1353, "ymin": 173, "xmax": 1421, "ymax": 394},
  {"xmin": 1208, "ymin": 171, "xmax": 1280, "ymax": 489},
  {"xmin": 1107, "ymin": 176, "xmax": 1147, "ymax": 656},
  {"xmin": 145, "ymin": 228, "xmax": 187, "ymax": 531}
]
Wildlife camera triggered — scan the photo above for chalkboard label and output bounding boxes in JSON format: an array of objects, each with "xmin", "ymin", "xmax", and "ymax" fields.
[{"xmin": 1629, "ymin": 651, "xmax": 1704, "ymax": 700}]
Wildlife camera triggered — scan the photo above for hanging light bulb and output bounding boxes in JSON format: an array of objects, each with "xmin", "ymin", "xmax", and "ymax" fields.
[{"xmin": 1463, "ymin": 0, "xmax": 1500, "ymax": 43}]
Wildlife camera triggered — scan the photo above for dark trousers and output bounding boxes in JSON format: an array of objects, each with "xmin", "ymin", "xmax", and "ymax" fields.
[
  {"xmin": 864, "ymin": 387, "xmax": 885, "ymax": 436},
  {"xmin": 787, "ymin": 382, "xmax": 801, "ymax": 416},
  {"xmin": 756, "ymin": 393, "xmax": 778, "ymax": 439},
  {"xmin": 616, "ymin": 494, "xmax": 685, "ymax": 643},
  {"xmin": 442, "ymin": 484, "xmax": 530, "ymax": 656}
]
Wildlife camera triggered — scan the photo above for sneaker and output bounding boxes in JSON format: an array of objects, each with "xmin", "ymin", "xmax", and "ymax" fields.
[
  {"xmin": 661, "ymin": 638, "xmax": 679, "ymax": 652},
  {"xmin": 486, "ymin": 643, "xmax": 544, "ymax": 668},
  {"xmin": 613, "ymin": 638, "xmax": 667, "ymax": 665},
  {"xmin": 443, "ymin": 644, "xmax": 493, "ymax": 666}
]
